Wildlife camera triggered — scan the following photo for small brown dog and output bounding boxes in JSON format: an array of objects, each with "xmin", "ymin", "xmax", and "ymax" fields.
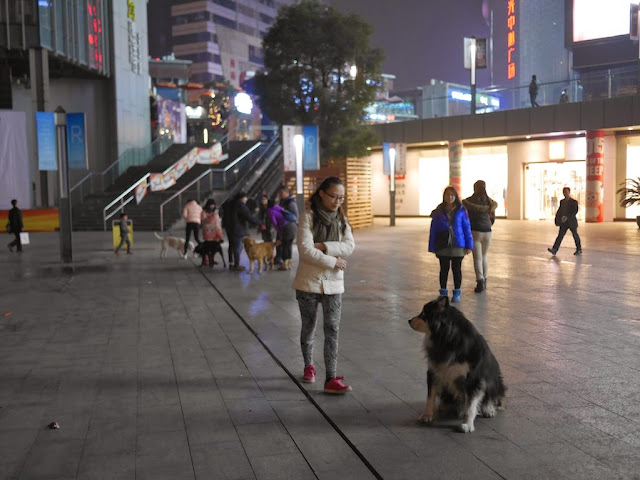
[{"xmin": 242, "ymin": 237, "xmax": 281, "ymax": 273}]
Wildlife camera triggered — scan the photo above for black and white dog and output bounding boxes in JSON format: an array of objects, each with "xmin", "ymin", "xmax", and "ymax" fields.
[{"xmin": 408, "ymin": 296, "xmax": 506, "ymax": 433}]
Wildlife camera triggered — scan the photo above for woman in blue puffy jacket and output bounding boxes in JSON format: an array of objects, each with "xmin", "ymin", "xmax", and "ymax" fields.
[{"xmin": 428, "ymin": 186, "xmax": 473, "ymax": 302}]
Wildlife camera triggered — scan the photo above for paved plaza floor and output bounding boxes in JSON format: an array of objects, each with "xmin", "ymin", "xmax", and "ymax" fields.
[{"xmin": 1, "ymin": 218, "xmax": 639, "ymax": 480}]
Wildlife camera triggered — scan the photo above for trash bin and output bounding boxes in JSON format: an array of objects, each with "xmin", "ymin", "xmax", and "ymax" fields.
[{"xmin": 112, "ymin": 219, "xmax": 133, "ymax": 249}]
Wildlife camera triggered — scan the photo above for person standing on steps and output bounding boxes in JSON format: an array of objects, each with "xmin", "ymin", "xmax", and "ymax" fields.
[
  {"xmin": 428, "ymin": 186, "xmax": 473, "ymax": 303},
  {"xmin": 548, "ymin": 187, "xmax": 582, "ymax": 256},
  {"xmin": 293, "ymin": 177, "xmax": 355, "ymax": 394},
  {"xmin": 463, "ymin": 180, "xmax": 498, "ymax": 293}
]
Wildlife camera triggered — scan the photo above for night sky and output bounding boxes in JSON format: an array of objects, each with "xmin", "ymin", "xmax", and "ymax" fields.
[
  {"xmin": 328, "ymin": 0, "xmax": 494, "ymax": 90},
  {"xmin": 147, "ymin": 0, "xmax": 494, "ymax": 90}
]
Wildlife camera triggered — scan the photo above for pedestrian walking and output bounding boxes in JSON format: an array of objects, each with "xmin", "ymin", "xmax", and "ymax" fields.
[
  {"xmin": 463, "ymin": 180, "xmax": 498, "ymax": 293},
  {"xmin": 231, "ymin": 191, "xmax": 263, "ymax": 271},
  {"xmin": 292, "ymin": 177, "xmax": 355, "ymax": 394},
  {"xmin": 6, "ymin": 199, "xmax": 24, "ymax": 253},
  {"xmin": 428, "ymin": 186, "xmax": 473, "ymax": 302},
  {"xmin": 267, "ymin": 199, "xmax": 297, "ymax": 270},
  {"xmin": 114, "ymin": 212, "xmax": 132, "ymax": 255},
  {"xmin": 275, "ymin": 185, "xmax": 299, "ymax": 265},
  {"xmin": 559, "ymin": 90, "xmax": 569, "ymax": 104},
  {"xmin": 548, "ymin": 187, "xmax": 582, "ymax": 256},
  {"xmin": 182, "ymin": 198, "xmax": 203, "ymax": 256},
  {"xmin": 200, "ymin": 199, "xmax": 223, "ymax": 266},
  {"xmin": 529, "ymin": 74, "xmax": 540, "ymax": 107}
]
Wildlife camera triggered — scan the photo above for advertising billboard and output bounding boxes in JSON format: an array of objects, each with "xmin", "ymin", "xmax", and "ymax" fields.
[{"xmin": 573, "ymin": 0, "xmax": 638, "ymax": 42}]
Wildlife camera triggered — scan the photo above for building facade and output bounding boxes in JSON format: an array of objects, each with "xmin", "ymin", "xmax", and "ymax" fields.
[
  {"xmin": 0, "ymin": 0, "xmax": 151, "ymax": 208},
  {"xmin": 170, "ymin": 0, "xmax": 292, "ymax": 86}
]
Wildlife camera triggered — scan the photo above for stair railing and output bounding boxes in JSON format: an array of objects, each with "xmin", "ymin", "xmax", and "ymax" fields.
[
  {"xmin": 70, "ymin": 135, "xmax": 173, "ymax": 207},
  {"xmin": 159, "ymin": 141, "xmax": 263, "ymax": 231},
  {"xmin": 102, "ymin": 173, "xmax": 150, "ymax": 230}
]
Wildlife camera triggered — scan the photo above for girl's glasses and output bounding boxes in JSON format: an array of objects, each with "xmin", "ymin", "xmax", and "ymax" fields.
[{"xmin": 325, "ymin": 193, "xmax": 345, "ymax": 202}]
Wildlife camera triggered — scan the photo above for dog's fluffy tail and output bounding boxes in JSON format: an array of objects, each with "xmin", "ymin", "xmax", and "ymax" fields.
[{"xmin": 153, "ymin": 231, "xmax": 164, "ymax": 240}]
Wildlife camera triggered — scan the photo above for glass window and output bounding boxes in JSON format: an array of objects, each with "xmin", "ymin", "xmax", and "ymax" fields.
[
  {"xmin": 55, "ymin": 0, "xmax": 65, "ymax": 54},
  {"xmin": 76, "ymin": 0, "xmax": 86, "ymax": 65},
  {"xmin": 525, "ymin": 161, "xmax": 586, "ymax": 221},
  {"xmin": 38, "ymin": 0, "xmax": 54, "ymax": 49},
  {"xmin": 213, "ymin": 14, "xmax": 237, "ymax": 29}
]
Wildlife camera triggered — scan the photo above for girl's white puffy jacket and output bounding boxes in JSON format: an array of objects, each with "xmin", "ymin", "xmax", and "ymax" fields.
[
  {"xmin": 182, "ymin": 201, "xmax": 203, "ymax": 224},
  {"xmin": 292, "ymin": 212, "xmax": 355, "ymax": 295}
]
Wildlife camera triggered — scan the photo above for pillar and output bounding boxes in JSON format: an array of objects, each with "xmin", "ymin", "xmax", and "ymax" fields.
[
  {"xmin": 586, "ymin": 130, "xmax": 605, "ymax": 222},
  {"xmin": 29, "ymin": 48, "xmax": 50, "ymax": 207},
  {"xmin": 449, "ymin": 141, "xmax": 463, "ymax": 194}
]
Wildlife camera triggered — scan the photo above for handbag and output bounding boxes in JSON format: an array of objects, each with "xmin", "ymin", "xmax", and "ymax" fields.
[
  {"xmin": 19, "ymin": 232, "xmax": 30, "ymax": 245},
  {"xmin": 435, "ymin": 226, "xmax": 453, "ymax": 250}
]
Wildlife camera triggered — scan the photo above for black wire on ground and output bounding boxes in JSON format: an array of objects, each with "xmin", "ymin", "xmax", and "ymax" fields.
[{"xmin": 196, "ymin": 267, "xmax": 384, "ymax": 480}]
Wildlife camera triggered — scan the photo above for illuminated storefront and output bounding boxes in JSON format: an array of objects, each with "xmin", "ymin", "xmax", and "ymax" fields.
[
  {"xmin": 625, "ymin": 145, "xmax": 640, "ymax": 219},
  {"xmin": 524, "ymin": 161, "xmax": 585, "ymax": 220}
]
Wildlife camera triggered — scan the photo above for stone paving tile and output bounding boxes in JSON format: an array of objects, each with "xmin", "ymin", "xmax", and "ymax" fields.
[
  {"xmin": 2, "ymin": 222, "xmax": 640, "ymax": 479},
  {"xmin": 190, "ymin": 441, "xmax": 255, "ymax": 480},
  {"xmin": 75, "ymin": 453, "xmax": 135, "ymax": 480}
]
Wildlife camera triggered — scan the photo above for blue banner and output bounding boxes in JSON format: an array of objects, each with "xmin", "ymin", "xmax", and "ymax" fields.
[
  {"xmin": 66, "ymin": 113, "xmax": 88, "ymax": 170},
  {"xmin": 302, "ymin": 125, "xmax": 319, "ymax": 170},
  {"xmin": 36, "ymin": 112, "xmax": 57, "ymax": 171}
]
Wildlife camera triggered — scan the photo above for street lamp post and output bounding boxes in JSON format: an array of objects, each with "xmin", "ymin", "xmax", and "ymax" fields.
[
  {"xmin": 54, "ymin": 105, "xmax": 73, "ymax": 263},
  {"xmin": 469, "ymin": 37, "xmax": 477, "ymax": 115},
  {"xmin": 389, "ymin": 147, "xmax": 396, "ymax": 226}
]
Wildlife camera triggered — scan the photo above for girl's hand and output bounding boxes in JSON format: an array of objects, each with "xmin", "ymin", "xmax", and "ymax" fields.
[
  {"xmin": 335, "ymin": 257, "xmax": 347, "ymax": 270},
  {"xmin": 314, "ymin": 242, "xmax": 327, "ymax": 252}
]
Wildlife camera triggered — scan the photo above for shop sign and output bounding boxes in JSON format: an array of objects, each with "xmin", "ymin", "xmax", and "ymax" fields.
[
  {"xmin": 507, "ymin": 0, "xmax": 516, "ymax": 79},
  {"xmin": 585, "ymin": 130, "xmax": 605, "ymax": 223}
]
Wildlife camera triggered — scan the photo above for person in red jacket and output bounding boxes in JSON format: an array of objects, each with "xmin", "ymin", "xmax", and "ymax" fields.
[{"xmin": 200, "ymin": 199, "xmax": 223, "ymax": 266}]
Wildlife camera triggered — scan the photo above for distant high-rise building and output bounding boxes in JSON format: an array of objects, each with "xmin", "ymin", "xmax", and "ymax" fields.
[{"xmin": 170, "ymin": 0, "xmax": 293, "ymax": 86}]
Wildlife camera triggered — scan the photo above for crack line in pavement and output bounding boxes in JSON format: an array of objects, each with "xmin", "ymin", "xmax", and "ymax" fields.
[{"xmin": 195, "ymin": 266, "xmax": 384, "ymax": 480}]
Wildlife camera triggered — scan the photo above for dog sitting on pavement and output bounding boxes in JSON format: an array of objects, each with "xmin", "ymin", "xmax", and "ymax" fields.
[
  {"xmin": 154, "ymin": 231, "xmax": 195, "ymax": 259},
  {"xmin": 194, "ymin": 241, "xmax": 226, "ymax": 268},
  {"xmin": 242, "ymin": 237, "xmax": 281, "ymax": 273},
  {"xmin": 407, "ymin": 296, "xmax": 506, "ymax": 433}
]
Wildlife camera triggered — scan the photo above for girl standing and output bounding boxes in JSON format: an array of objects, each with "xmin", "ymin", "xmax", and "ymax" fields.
[
  {"xmin": 462, "ymin": 180, "xmax": 498, "ymax": 293},
  {"xmin": 292, "ymin": 177, "xmax": 355, "ymax": 394},
  {"xmin": 428, "ymin": 186, "xmax": 473, "ymax": 302}
]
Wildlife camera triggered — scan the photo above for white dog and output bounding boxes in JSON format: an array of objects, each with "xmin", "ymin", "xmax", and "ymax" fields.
[{"xmin": 153, "ymin": 232, "xmax": 195, "ymax": 259}]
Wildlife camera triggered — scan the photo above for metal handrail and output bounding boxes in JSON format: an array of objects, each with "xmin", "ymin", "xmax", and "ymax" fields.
[
  {"xmin": 158, "ymin": 141, "xmax": 263, "ymax": 231},
  {"xmin": 103, "ymin": 173, "xmax": 150, "ymax": 230},
  {"xmin": 159, "ymin": 168, "xmax": 214, "ymax": 231},
  {"xmin": 71, "ymin": 135, "xmax": 172, "ymax": 193}
]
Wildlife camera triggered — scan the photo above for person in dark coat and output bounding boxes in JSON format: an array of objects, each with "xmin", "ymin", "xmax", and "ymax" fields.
[
  {"xmin": 428, "ymin": 186, "xmax": 473, "ymax": 303},
  {"xmin": 463, "ymin": 180, "xmax": 498, "ymax": 293},
  {"xmin": 529, "ymin": 74, "xmax": 540, "ymax": 107},
  {"xmin": 232, "ymin": 191, "xmax": 264, "ymax": 271},
  {"xmin": 275, "ymin": 185, "xmax": 299, "ymax": 264},
  {"xmin": 548, "ymin": 187, "xmax": 582, "ymax": 256},
  {"xmin": 7, "ymin": 199, "xmax": 24, "ymax": 253}
]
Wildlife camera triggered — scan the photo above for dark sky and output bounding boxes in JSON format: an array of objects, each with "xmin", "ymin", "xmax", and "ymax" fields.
[
  {"xmin": 327, "ymin": 0, "xmax": 493, "ymax": 90},
  {"xmin": 148, "ymin": 0, "xmax": 494, "ymax": 90}
]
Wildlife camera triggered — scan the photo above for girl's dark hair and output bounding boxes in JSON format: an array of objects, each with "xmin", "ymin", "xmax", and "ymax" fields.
[
  {"xmin": 267, "ymin": 199, "xmax": 275, "ymax": 209},
  {"xmin": 204, "ymin": 198, "xmax": 216, "ymax": 212},
  {"xmin": 473, "ymin": 180, "xmax": 487, "ymax": 197},
  {"xmin": 439, "ymin": 186, "xmax": 462, "ymax": 210},
  {"xmin": 310, "ymin": 176, "xmax": 348, "ymax": 234}
]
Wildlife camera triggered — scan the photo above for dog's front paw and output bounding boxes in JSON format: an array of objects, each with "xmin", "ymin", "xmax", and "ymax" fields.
[
  {"xmin": 481, "ymin": 404, "xmax": 497, "ymax": 418},
  {"xmin": 418, "ymin": 413, "xmax": 434, "ymax": 424},
  {"xmin": 458, "ymin": 422, "xmax": 475, "ymax": 433}
]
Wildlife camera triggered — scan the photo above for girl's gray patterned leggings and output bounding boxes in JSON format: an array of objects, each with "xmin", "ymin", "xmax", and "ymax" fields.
[{"xmin": 296, "ymin": 290, "xmax": 342, "ymax": 380}]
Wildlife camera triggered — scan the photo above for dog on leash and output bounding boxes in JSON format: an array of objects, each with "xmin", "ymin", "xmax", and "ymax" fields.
[
  {"xmin": 153, "ymin": 232, "xmax": 195, "ymax": 259},
  {"xmin": 242, "ymin": 237, "xmax": 281, "ymax": 273},
  {"xmin": 407, "ymin": 296, "xmax": 506, "ymax": 433},
  {"xmin": 194, "ymin": 241, "xmax": 226, "ymax": 268}
]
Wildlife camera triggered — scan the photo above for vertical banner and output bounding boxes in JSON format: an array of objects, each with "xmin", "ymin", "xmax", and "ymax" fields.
[
  {"xmin": 283, "ymin": 125, "xmax": 301, "ymax": 171},
  {"xmin": 66, "ymin": 113, "xmax": 88, "ymax": 170},
  {"xmin": 35, "ymin": 112, "xmax": 57, "ymax": 171},
  {"xmin": 302, "ymin": 125, "xmax": 319, "ymax": 170},
  {"xmin": 585, "ymin": 130, "xmax": 605, "ymax": 223},
  {"xmin": 449, "ymin": 141, "xmax": 463, "ymax": 194}
]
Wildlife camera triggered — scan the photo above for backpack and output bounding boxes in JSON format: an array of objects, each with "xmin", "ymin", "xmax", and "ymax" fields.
[{"xmin": 282, "ymin": 208, "xmax": 297, "ymax": 223}]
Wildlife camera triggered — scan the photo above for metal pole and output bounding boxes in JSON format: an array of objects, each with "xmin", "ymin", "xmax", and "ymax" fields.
[
  {"xmin": 470, "ymin": 37, "xmax": 477, "ymax": 115},
  {"xmin": 389, "ymin": 147, "xmax": 396, "ymax": 227},
  {"xmin": 54, "ymin": 105, "xmax": 72, "ymax": 263}
]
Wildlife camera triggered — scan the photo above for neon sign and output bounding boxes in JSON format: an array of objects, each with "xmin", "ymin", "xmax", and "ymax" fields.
[
  {"xmin": 87, "ymin": 0, "xmax": 104, "ymax": 71},
  {"xmin": 507, "ymin": 0, "xmax": 516, "ymax": 79}
]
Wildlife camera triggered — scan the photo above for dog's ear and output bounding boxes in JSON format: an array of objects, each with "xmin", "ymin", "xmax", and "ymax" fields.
[{"xmin": 436, "ymin": 295, "xmax": 449, "ymax": 311}]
